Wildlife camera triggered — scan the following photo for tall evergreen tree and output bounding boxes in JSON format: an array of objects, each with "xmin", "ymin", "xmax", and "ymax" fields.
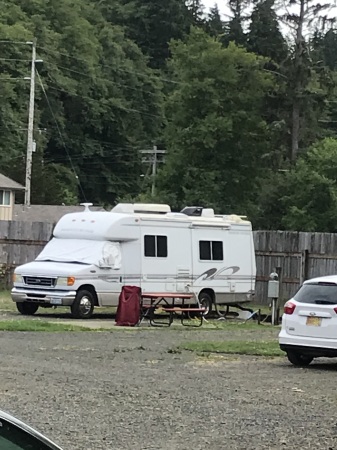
[
  {"xmin": 322, "ymin": 29, "xmax": 337, "ymax": 70},
  {"xmin": 223, "ymin": 0, "xmax": 250, "ymax": 47},
  {"xmin": 206, "ymin": 4, "xmax": 224, "ymax": 37},
  {"xmin": 248, "ymin": 0, "xmax": 287, "ymax": 64},
  {"xmin": 246, "ymin": 0, "xmax": 289, "ymax": 169},
  {"xmin": 160, "ymin": 28, "xmax": 274, "ymax": 214},
  {"xmin": 311, "ymin": 29, "xmax": 337, "ymax": 71},
  {"xmin": 186, "ymin": 0, "xmax": 205, "ymax": 26},
  {"xmin": 310, "ymin": 29, "xmax": 337, "ymax": 138},
  {"xmin": 99, "ymin": 0, "xmax": 192, "ymax": 69},
  {"xmin": 282, "ymin": 0, "xmax": 335, "ymax": 161}
]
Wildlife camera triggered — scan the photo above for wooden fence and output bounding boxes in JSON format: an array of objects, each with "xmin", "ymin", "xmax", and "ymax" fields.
[
  {"xmin": 2, "ymin": 221, "xmax": 337, "ymax": 305},
  {"xmin": 254, "ymin": 231, "xmax": 337, "ymax": 304},
  {"xmin": 0, "ymin": 221, "xmax": 53, "ymax": 287}
]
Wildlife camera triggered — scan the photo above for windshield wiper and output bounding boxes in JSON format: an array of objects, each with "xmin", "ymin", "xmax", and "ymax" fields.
[{"xmin": 38, "ymin": 259, "xmax": 89, "ymax": 265}]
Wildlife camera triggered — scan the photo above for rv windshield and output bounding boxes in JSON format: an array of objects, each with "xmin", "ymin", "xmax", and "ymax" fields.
[{"xmin": 36, "ymin": 238, "xmax": 121, "ymax": 269}]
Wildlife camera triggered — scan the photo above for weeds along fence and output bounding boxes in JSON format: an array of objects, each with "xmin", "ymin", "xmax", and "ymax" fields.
[{"xmin": 1, "ymin": 221, "xmax": 337, "ymax": 305}]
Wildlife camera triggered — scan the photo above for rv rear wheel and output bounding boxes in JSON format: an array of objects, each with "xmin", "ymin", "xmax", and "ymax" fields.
[
  {"xmin": 71, "ymin": 290, "xmax": 95, "ymax": 319},
  {"xmin": 16, "ymin": 302, "xmax": 39, "ymax": 316},
  {"xmin": 198, "ymin": 292, "xmax": 213, "ymax": 317}
]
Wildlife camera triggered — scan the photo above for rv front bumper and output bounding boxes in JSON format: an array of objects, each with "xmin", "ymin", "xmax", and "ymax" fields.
[{"xmin": 11, "ymin": 287, "xmax": 77, "ymax": 306}]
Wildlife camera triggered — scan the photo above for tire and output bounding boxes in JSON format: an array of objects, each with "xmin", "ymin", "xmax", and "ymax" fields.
[
  {"xmin": 286, "ymin": 351, "xmax": 313, "ymax": 367},
  {"xmin": 71, "ymin": 290, "xmax": 95, "ymax": 319},
  {"xmin": 198, "ymin": 292, "xmax": 213, "ymax": 317},
  {"xmin": 16, "ymin": 302, "xmax": 39, "ymax": 316}
]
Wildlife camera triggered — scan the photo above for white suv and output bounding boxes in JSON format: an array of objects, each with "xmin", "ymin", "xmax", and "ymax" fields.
[{"xmin": 279, "ymin": 275, "xmax": 337, "ymax": 366}]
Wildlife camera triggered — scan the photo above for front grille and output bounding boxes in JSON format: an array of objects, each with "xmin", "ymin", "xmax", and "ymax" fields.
[{"xmin": 23, "ymin": 276, "xmax": 56, "ymax": 287}]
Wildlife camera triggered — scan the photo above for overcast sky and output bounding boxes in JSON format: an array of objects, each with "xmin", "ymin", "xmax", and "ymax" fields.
[{"xmin": 202, "ymin": 1, "xmax": 227, "ymax": 16}]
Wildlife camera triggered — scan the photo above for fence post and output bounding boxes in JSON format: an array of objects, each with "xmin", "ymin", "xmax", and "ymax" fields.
[{"xmin": 300, "ymin": 250, "xmax": 309, "ymax": 285}]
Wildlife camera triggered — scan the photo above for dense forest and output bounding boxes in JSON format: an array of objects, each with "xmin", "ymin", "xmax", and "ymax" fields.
[{"xmin": 1, "ymin": 0, "xmax": 337, "ymax": 231}]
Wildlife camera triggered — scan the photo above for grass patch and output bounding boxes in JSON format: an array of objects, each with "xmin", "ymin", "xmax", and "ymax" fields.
[
  {"xmin": 0, "ymin": 320, "xmax": 94, "ymax": 332},
  {"xmin": 179, "ymin": 340, "xmax": 283, "ymax": 357},
  {"xmin": 0, "ymin": 291, "xmax": 15, "ymax": 311}
]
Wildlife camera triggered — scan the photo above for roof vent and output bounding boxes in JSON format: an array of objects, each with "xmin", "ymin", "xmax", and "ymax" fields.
[
  {"xmin": 201, "ymin": 208, "xmax": 214, "ymax": 218},
  {"xmin": 111, "ymin": 203, "xmax": 134, "ymax": 214}
]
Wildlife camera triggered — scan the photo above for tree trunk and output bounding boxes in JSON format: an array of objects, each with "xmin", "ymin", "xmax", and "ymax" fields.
[
  {"xmin": 291, "ymin": 101, "xmax": 300, "ymax": 162},
  {"xmin": 291, "ymin": 0, "xmax": 305, "ymax": 162}
]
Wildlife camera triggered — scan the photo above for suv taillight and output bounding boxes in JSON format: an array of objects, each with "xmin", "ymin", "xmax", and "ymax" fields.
[
  {"xmin": 284, "ymin": 301, "xmax": 296, "ymax": 315},
  {"xmin": 334, "ymin": 307, "xmax": 337, "ymax": 314}
]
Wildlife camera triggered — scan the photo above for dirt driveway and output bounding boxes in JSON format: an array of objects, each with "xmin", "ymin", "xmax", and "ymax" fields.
[{"xmin": 1, "ymin": 326, "xmax": 337, "ymax": 450}]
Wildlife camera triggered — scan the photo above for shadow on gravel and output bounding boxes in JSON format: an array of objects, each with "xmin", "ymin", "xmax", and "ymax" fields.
[
  {"xmin": 38, "ymin": 312, "xmax": 116, "ymax": 320},
  {"xmin": 306, "ymin": 361, "xmax": 337, "ymax": 371},
  {"xmin": 276, "ymin": 360, "xmax": 337, "ymax": 371}
]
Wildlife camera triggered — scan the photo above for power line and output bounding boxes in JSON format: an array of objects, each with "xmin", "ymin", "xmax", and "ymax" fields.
[
  {"xmin": 0, "ymin": 77, "xmax": 29, "ymax": 82},
  {"xmin": 46, "ymin": 154, "xmax": 142, "ymax": 163},
  {"xmin": 36, "ymin": 68, "xmax": 87, "ymax": 201},
  {"xmin": 45, "ymin": 83, "xmax": 164, "ymax": 120},
  {"xmin": 0, "ymin": 40, "xmax": 30, "ymax": 45},
  {"xmin": 0, "ymin": 58, "xmax": 31, "ymax": 62},
  {"xmin": 38, "ymin": 45, "xmax": 183, "ymax": 86},
  {"xmin": 44, "ymin": 60, "xmax": 161, "ymax": 98}
]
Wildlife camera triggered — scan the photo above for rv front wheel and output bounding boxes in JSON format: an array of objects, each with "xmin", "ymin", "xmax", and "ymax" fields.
[
  {"xmin": 199, "ymin": 292, "xmax": 213, "ymax": 317},
  {"xmin": 71, "ymin": 290, "xmax": 95, "ymax": 319},
  {"xmin": 16, "ymin": 302, "xmax": 39, "ymax": 316}
]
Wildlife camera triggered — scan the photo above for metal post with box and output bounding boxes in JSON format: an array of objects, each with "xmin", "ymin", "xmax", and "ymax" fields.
[{"xmin": 268, "ymin": 271, "xmax": 279, "ymax": 326}]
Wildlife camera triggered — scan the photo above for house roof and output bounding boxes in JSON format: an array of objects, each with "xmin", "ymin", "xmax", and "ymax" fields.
[
  {"xmin": 0, "ymin": 173, "xmax": 24, "ymax": 190},
  {"xmin": 13, "ymin": 204, "xmax": 106, "ymax": 223}
]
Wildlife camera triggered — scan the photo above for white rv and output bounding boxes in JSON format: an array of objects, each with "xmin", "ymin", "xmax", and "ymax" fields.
[{"xmin": 11, "ymin": 203, "xmax": 256, "ymax": 319}]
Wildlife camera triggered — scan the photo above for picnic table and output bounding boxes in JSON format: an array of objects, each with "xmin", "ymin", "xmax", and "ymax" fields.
[{"xmin": 139, "ymin": 292, "xmax": 205, "ymax": 327}]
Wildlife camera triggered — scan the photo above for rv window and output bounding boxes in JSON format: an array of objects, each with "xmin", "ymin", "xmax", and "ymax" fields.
[
  {"xmin": 145, "ymin": 235, "xmax": 156, "ymax": 257},
  {"xmin": 212, "ymin": 241, "xmax": 223, "ymax": 260},
  {"xmin": 199, "ymin": 241, "xmax": 211, "ymax": 260},
  {"xmin": 157, "ymin": 236, "xmax": 167, "ymax": 257},
  {"xmin": 199, "ymin": 240, "xmax": 223, "ymax": 261},
  {"xmin": 144, "ymin": 235, "xmax": 167, "ymax": 258}
]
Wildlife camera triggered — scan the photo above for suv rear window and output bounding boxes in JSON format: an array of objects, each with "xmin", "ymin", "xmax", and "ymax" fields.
[{"xmin": 294, "ymin": 283, "xmax": 337, "ymax": 305}]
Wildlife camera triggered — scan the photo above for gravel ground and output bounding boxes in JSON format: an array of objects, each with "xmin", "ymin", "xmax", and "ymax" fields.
[{"xmin": 1, "ymin": 326, "xmax": 337, "ymax": 450}]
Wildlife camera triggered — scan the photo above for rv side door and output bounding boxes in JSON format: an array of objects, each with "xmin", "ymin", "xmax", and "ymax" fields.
[
  {"xmin": 98, "ymin": 242, "xmax": 124, "ymax": 307},
  {"xmin": 141, "ymin": 226, "xmax": 191, "ymax": 293}
]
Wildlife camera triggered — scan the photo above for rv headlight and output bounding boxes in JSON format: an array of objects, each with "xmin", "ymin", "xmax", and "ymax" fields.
[
  {"xmin": 12, "ymin": 273, "xmax": 23, "ymax": 284},
  {"xmin": 57, "ymin": 276, "xmax": 76, "ymax": 286}
]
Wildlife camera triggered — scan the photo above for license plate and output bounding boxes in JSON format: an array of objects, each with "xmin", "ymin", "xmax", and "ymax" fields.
[
  {"xmin": 306, "ymin": 316, "xmax": 322, "ymax": 326},
  {"xmin": 50, "ymin": 298, "xmax": 62, "ymax": 305}
]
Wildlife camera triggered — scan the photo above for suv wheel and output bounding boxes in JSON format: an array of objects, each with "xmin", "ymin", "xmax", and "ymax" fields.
[{"xmin": 286, "ymin": 351, "xmax": 313, "ymax": 367}]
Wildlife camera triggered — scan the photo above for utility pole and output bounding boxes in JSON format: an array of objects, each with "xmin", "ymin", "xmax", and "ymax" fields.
[
  {"xmin": 140, "ymin": 146, "xmax": 166, "ymax": 197},
  {"xmin": 151, "ymin": 145, "xmax": 157, "ymax": 197},
  {"xmin": 24, "ymin": 39, "xmax": 37, "ymax": 207}
]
